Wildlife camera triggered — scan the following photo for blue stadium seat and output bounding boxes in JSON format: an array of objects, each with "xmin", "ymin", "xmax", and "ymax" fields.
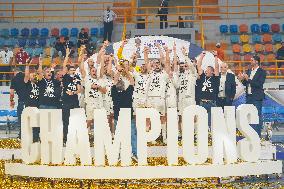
[
  {"xmin": 252, "ymin": 34, "xmax": 261, "ymax": 43},
  {"xmin": 262, "ymin": 107, "xmax": 276, "ymax": 122},
  {"xmin": 275, "ymin": 107, "xmax": 284, "ymax": 123},
  {"xmin": 229, "ymin": 25, "xmax": 238, "ymax": 33},
  {"xmin": 25, "ymin": 47, "xmax": 33, "ymax": 56},
  {"xmin": 47, "ymin": 37, "xmax": 56, "ymax": 46},
  {"xmin": 61, "ymin": 28, "xmax": 69, "ymax": 37},
  {"xmin": 4, "ymin": 38, "xmax": 16, "ymax": 47},
  {"xmin": 99, "ymin": 28, "xmax": 104, "ymax": 37},
  {"xmin": 70, "ymin": 36, "xmax": 77, "ymax": 45},
  {"xmin": 250, "ymin": 24, "xmax": 260, "ymax": 33},
  {"xmin": 38, "ymin": 38, "xmax": 47, "ymax": 47},
  {"xmin": 10, "ymin": 28, "xmax": 19, "ymax": 37},
  {"xmin": 31, "ymin": 28, "xmax": 39, "ymax": 37},
  {"xmin": 21, "ymin": 28, "xmax": 30, "ymax": 37},
  {"xmin": 34, "ymin": 47, "xmax": 43, "ymax": 56},
  {"xmin": 0, "ymin": 110, "xmax": 9, "ymax": 126},
  {"xmin": 28, "ymin": 39, "xmax": 37, "ymax": 47},
  {"xmin": 91, "ymin": 36, "xmax": 98, "ymax": 43},
  {"xmin": 261, "ymin": 24, "xmax": 270, "ymax": 33},
  {"xmin": 40, "ymin": 28, "xmax": 49, "ymax": 37},
  {"xmin": 70, "ymin": 28, "xmax": 79, "ymax": 37},
  {"xmin": 273, "ymin": 33, "xmax": 282, "ymax": 43},
  {"xmin": 90, "ymin": 28, "xmax": 99, "ymax": 36},
  {"xmin": 0, "ymin": 29, "xmax": 9, "ymax": 37},
  {"xmin": 0, "ymin": 38, "xmax": 4, "ymax": 47},
  {"xmin": 18, "ymin": 38, "xmax": 27, "ymax": 47},
  {"xmin": 7, "ymin": 110, "xmax": 18, "ymax": 127},
  {"xmin": 230, "ymin": 35, "xmax": 239, "ymax": 43}
]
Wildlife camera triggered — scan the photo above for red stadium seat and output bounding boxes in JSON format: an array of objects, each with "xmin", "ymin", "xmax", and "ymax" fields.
[
  {"xmin": 262, "ymin": 33, "xmax": 272, "ymax": 43},
  {"xmin": 232, "ymin": 44, "xmax": 241, "ymax": 53},
  {"xmin": 269, "ymin": 65, "xmax": 276, "ymax": 75},
  {"xmin": 254, "ymin": 44, "xmax": 263, "ymax": 53},
  {"xmin": 51, "ymin": 28, "xmax": 59, "ymax": 37},
  {"xmin": 264, "ymin": 44, "xmax": 273, "ymax": 53},
  {"xmin": 259, "ymin": 54, "xmax": 265, "ymax": 62},
  {"xmin": 266, "ymin": 53, "xmax": 276, "ymax": 61},
  {"xmin": 244, "ymin": 54, "xmax": 253, "ymax": 62},
  {"xmin": 239, "ymin": 24, "xmax": 248, "ymax": 33},
  {"xmin": 271, "ymin": 24, "xmax": 280, "ymax": 33},
  {"xmin": 233, "ymin": 53, "xmax": 241, "ymax": 61}
]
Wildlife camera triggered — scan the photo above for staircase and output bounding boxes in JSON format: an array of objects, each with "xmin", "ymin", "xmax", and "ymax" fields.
[
  {"xmin": 112, "ymin": 2, "xmax": 133, "ymax": 23},
  {"xmin": 197, "ymin": 0, "xmax": 221, "ymax": 20}
]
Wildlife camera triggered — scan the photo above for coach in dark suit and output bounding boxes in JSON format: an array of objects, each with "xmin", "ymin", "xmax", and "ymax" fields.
[
  {"xmin": 217, "ymin": 62, "xmax": 236, "ymax": 108},
  {"xmin": 238, "ymin": 55, "xmax": 266, "ymax": 137}
]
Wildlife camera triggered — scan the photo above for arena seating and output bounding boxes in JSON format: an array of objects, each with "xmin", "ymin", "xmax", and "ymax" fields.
[
  {"xmin": 0, "ymin": 27, "xmax": 105, "ymax": 63},
  {"xmin": 219, "ymin": 23, "xmax": 283, "ymax": 67}
]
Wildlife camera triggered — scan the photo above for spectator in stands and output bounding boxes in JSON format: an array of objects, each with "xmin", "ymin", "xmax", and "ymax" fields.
[
  {"xmin": 217, "ymin": 62, "xmax": 236, "ymax": 109},
  {"xmin": 15, "ymin": 47, "xmax": 30, "ymax": 70},
  {"xmin": 10, "ymin": 67, "xmax": 27, "ymax": 139},
  {"xmin": 276, "ymin": 41, "xmax": 284, "ymax": 68},
  {"xmin": 238, "ymin": 55, "xmax": 266, "ymax": 137},
  {"xmin": 103, "ymin": 6, "xmax": 117, "ymax": 42},
  {"xmin": 54, "ymin": 37, "xmax": 65, "ymax": 58},
  {"xmin": 64, "ymin": 37, "xmax": 75, "ymax": 57},
  {"xmin": 157, "ymin": 0, "xmax": 169, "ymax": 29},
  {"xmin": 215, "ymin": 43, "xmax": 225, "ymax": 61},
  {"xmin": 0, "ymin": 45, "xmax": 14, "ymax": 85},
  {"xmin": 77, "ymin": 28, "xmax": 89, "ymax": 48}
]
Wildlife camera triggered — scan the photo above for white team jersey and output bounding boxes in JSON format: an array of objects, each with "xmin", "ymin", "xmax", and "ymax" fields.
[
  {"xmin": 133, "ymin": 71, "xmax": 149, "ymax": 99},
  {"xmin": 103, "ymin": 75, "xmax": 113, "ymax": 102},
  {"xmin": 84, "ymin": 76, "xmax": 105, "ymax": 104},
  {"xmin": 166, "ymin": 78, "xmax": 177, "ymax": 108},
  {"xmin": 147, "ymin": 71, "xmax": 169, "ymax": 98},
  {"xmin": 173, "ymin": 71, "xmax": 197, "ymax": 101}
]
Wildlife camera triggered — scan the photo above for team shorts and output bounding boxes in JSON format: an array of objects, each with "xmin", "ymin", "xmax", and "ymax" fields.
[
  {"xmin": 133, "ymin": 97, "xmax": 148, "ymax": 115},
  {"xmin": 166, "ymin": 95, "xmax": 177, "ymax": 109},
  {"xmin": 103, "ymin": 99, "xmax": 113, "ymax": 116},
  {"xmin": 86, "ymin": 102, "xmax": 104, "ymax": 120},
  {"xmin": 147, "ymin": 97, "xmax": 166, "ymax": 116},
  {"xmin": 178, "ymin": 97, "xmax": 196, "ymax": 116}
]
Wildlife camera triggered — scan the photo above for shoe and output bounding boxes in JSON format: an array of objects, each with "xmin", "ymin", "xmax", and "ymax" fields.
[{"xmin": 132, "ymin": 155, "xmax": 138, "ymax": 162}]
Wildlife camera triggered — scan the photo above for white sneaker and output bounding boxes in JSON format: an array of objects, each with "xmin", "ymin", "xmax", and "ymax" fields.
[{"xmin": 132, "ymin": 155, "xmax": 138, "ymax": 162}]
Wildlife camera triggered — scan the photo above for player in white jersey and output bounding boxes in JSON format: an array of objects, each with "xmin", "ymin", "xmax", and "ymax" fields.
[
  {"xmin": 79, "ymin": 48, "xmax": 107, "ymax": 131},
  {"xmin": 132, "ymin": 49, "xmax": 150, "ymax": 114},
  {"xmin": 146, "ymin": 44, "xmax": 171, "ymax": 144},
  {"xmin": 173, "ymin": 45, "xmax": 198, "ymax": 138}
]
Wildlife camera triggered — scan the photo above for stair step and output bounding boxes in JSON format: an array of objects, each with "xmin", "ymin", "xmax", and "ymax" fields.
[
  {"xmin": 199, "ymin": 0, "xmax": 218, "ymax": 5},
  {"xmin": 198, "ymin": 16, "xmax": 221, "ymax": 20}
]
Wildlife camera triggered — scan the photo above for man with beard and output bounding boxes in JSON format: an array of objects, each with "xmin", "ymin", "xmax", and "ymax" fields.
[
  {"xmin": 196, "ymin": 51, "xmax": 220, "ymax": 129},
  {"xmin": 146, "ymin": 43, "xmax": 170, "ymax": 144},
  {"xmin": 38, "ymin": 63, "xmax": 61, "ymax": 110},
  {"xmin": 79, "ymin": 48, "xmax": 107, "ymax": 133},
  {"xmin": 217, "ymin": 62, "xmax": 236, "ymax": 109},
  {"xmin": 61, "ymin": 48, "xmax": 81, "ymax": 143},
  {"xmin": 132, "ymin": 47, "xmax": 150, "ymax": 114},
  {"xmin": 24, "ymin": 57, "xmax": 40, "ymax": 141},
  {"xmin": 111, "ymin": 65, "xmax": 137, "ymax": 160},
  {"xmin": 173, "ymin": 45, "xmax": 197, "ymax": 139}
]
